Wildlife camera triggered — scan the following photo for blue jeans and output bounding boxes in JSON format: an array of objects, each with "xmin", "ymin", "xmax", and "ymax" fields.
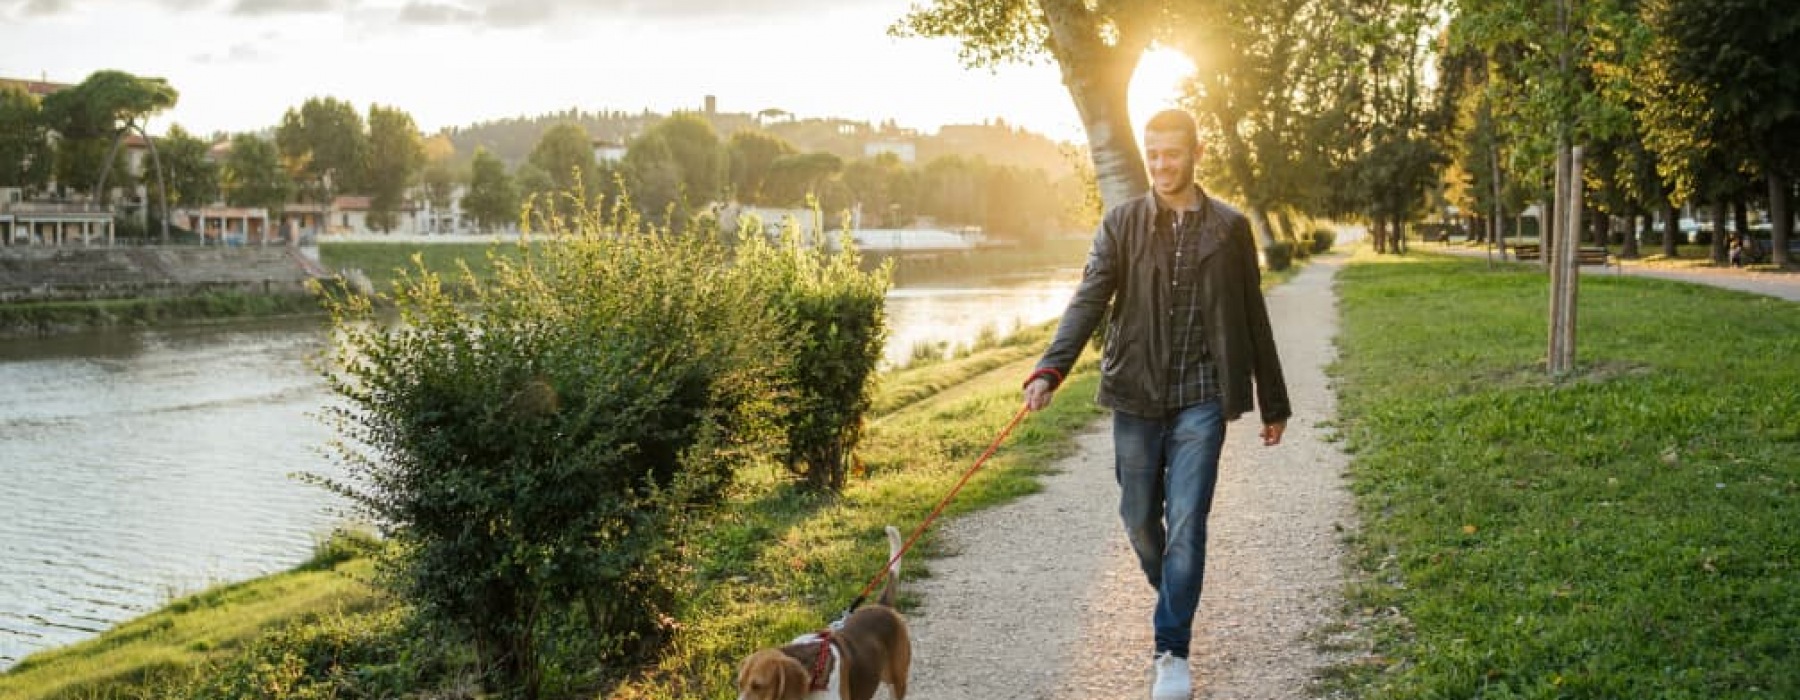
[{"xmin": 1113, "ymin": 400, "xmax": 1226, "ymax": 658}]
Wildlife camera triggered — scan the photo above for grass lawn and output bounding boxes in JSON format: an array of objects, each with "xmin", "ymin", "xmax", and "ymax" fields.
[{"xmin": 1325, "ymin": 248, "xmax": 1800, "ymax": 698}]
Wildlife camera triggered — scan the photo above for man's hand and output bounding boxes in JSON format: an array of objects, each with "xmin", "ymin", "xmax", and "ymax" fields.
[
  {"xmin": 1260, "ymin": 420, "xmax": 1287, "ymax": 446},
  {"xmin": 1023, "ymin": 377, "xmax": 1055, "ymax": 412}
]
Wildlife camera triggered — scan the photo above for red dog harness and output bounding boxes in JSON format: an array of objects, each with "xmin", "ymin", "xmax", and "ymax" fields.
[{"xmin": 809, "ymin": 629, "xmax": 833, "ymax": 691}]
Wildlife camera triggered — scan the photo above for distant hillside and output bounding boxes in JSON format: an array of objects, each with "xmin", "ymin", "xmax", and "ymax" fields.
[{"xmin": 440, "ymin": 106, "xmax": 1083, "ymax": 177}]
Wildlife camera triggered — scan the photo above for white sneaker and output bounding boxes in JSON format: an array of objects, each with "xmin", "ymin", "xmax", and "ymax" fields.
[{"xmin": 1151, "ymin": 651, "xmax": 1191, "ymax": 700}]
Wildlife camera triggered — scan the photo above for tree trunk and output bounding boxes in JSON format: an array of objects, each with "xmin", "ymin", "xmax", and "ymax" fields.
[
  {"xmin": 1662, "ymin": 201, "xmax": 1679, "ymax": 257},
  {"xmin": 1710, "ymin": 200, "xmax": 1728, "ymax": 264},
  {"xmin": 1594, "ymin": 211, "xmax": 1610, "ymax": 248},
  {"xmin": 138, "ymin": 123, "xmax": 171, "ymax": 245},
  {"xmin": 1205, "ymin": 94, "xmax": 1277, "ymax": 249},
  {"xmin": 1621, "ymin": 213, "xmax": 1641, "ymax": 258},
  {"xmin": 1733, "ymin": 198, "xmax": 1751, "ymax": 253},
  {"xmin": 1041, "ymin": 0, "xmax": 1147, "ymax": 212},
  {"xmin": 1771, "ymin": 170, "xmax": 1791, "ymax": 266}
]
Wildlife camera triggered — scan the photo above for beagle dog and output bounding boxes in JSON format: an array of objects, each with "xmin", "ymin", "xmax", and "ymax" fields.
[{"xmin": 736, "ymin": 526, "xmax": 911, "ymax": 700}]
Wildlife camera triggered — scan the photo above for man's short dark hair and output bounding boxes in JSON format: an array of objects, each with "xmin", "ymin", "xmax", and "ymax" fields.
[{"xmin": 1144, "ymin": 109, "xmax": 1198, "ymax": 147}]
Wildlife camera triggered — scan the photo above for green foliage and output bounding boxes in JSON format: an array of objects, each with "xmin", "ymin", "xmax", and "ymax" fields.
[
  {"xmin": 1328, "ymin": 252, "xmax": 1800, "ymax": 697},
  {"xmin": 726, "ymin": 130, "xmax": 797, "ymax": 204},
  {"xmin": 1262, "ymin": 240, "xmax": 1295, "ymax": 271},
  {"xmin": 39, "ymin": 70, "xmax": 177, "ymax": 141},
  {"xmin": 222, "ymin": 133, "xmax": 294, "ymax": 214},
  {"xmin": 0, "ymin": 85, "xmax": 52, "ymax": 190},
  {"xmin": 462, "ymin": 147, "xmax": 519, "ymax": 233},
  {"xmin": 364, "ymin": 105, "xmax": 426, "ymax": 233},
  {"xmin": 733, "ymin": 217, "xmax": 892, "ymax": 491},
  {"xmin": 187, "ymin": 607, "xmax": 415, "ymax": 700},
  {"xmin": 315, "ymin": 192, "xmax": 794, "ymax": 697},
  {"xmin": 156, "ymin": 124, "xmax": 218, "ymax": 211},
  {"xmin": 277, "ymin": 97, "xmax": 369, "ymax": 202},
  {"xmin": 528, "ymin": 123, "xmax": 599, "ymax": 200},
  {"xmin": 1308, "ymin": 227, "xmax": 1336, "ymax": 253}
]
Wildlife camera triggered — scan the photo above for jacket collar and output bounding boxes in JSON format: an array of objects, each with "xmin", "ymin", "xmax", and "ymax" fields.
[{"xmin": 1146, "ymin": 183, "xmax": 1214, "ymax": 223}]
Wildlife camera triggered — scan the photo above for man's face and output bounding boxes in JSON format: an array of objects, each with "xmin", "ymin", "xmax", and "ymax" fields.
[{"xmin": 1143, "ymin": 129, "xmax": 1201, "ymax": 198}]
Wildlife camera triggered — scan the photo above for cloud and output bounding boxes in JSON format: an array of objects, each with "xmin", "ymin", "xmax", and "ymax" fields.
[
  {"xmin": 395, "ymin": 0, "xmax": 865, "ymax": 29},
  {"xmin": 14, "ymin": 0, "xmax": 74, "ymax": 15},
  {"xmin": 192, "ymin": 40, "xmax": 275, "ymax": 64},
  {"xmin": 395, "ymin": 1, "xmax": 478, "ymax": 25},
  {"xmin": 230, "ymin": 0, "xmax": 334, "ymax": 16}
]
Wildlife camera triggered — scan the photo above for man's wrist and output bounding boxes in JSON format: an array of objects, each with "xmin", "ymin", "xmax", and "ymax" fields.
[{"xmin": 1024, "ymin": 367, "xmax": 1064, "ymax": 391}]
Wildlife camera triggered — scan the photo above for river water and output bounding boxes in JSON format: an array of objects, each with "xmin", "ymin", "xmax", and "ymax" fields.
[{"xmin": 0, "ymin": 267, "xmax": 1080, "ymax": 669}]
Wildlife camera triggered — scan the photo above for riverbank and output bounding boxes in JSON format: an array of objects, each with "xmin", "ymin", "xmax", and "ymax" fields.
[
  {"xmin": 0, "ymin": 314, "xmax": 1103, "ymax": 698},
  {"xmin": 0, "ymin": 239, "xmax": 1093, "ymax": 339}
]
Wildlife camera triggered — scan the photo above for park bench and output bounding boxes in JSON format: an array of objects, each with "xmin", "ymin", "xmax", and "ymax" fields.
[{"xmin": 1508, "ymin": 243, "xmax": 1616, "ymax": 270}]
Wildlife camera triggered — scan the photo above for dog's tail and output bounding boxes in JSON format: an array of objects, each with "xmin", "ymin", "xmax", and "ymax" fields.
[{"xmin": 879, "ymin": 525, "xmax": 904, "ymax": 607}]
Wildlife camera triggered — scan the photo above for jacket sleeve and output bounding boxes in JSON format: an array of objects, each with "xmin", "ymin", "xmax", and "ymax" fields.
[
  {"xmin": 1240, "ymin": 220, "xmax": 1292, "ymax": 424},
  {"xmin": 1032, "ymin": 214, "xmax": 1120, "ymax": 388}
]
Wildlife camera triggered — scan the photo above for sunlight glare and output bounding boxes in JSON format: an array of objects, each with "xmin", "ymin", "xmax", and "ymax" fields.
[{"xmin": 1129, "ymin": 47, "xmax": 1198, "ymax": 137}]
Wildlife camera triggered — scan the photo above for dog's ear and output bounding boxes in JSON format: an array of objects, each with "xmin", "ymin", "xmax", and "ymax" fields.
[{"xmin": 779, "ymin": 655, "xmax": 810, "ymax": 699}]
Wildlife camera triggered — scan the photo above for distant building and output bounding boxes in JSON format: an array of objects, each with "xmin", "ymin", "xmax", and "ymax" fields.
[
  {"xmin": 593, "ymin": 139, "xmax": 627, "ymax": 164},
  {"xmin": 863, "ymin": 139, "xmax": 916, "ymax": 163},
  {"xmin": 0, "ymin": 77, "xmax": 71, "ymax": 98}
]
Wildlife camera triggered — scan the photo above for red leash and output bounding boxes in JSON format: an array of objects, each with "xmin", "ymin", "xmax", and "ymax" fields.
[{"xmin": 844, "ymin": 404, "xmax": 1032, "ymax": 614}]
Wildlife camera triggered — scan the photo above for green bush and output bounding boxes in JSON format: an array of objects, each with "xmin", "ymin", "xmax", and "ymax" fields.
[
  {"xmin": 1308, "ymin": 227, "xmax": 1336, "ymax": 253},
  {"xmin": 314, "ymin": 193, "xmax": 789, "ymax": 698},
  {"xmin": 1263, "ymin": 240, "xmax": 1296, "ymax": 271},
  {"xmin": 733, "ymin": 216, "xmax": 891, "ymax": 492},
  {"xmin": 1289, "ymin": 236, "xmax": 1313, "ymax": 260}
]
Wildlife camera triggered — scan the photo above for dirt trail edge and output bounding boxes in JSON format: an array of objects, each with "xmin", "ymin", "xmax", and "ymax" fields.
[{"xmin": 904, "ymin": 253, "xmax": 1356, "ymax": 700}]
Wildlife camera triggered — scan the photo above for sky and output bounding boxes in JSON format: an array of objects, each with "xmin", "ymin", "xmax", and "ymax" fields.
[{"xmin": 1, "ymin": 0, "xmax": 1196, "ymax": 145}]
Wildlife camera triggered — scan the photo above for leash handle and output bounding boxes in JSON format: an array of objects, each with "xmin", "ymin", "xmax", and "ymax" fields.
[{"xmin": 849, "ymin": 404, "xmax": 1032, "ymax": 610}]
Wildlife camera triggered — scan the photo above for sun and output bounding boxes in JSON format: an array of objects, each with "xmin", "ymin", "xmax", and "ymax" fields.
[{"xmin": 1128, "ymin": 46, "xmax": 1198, "ymax": 136}]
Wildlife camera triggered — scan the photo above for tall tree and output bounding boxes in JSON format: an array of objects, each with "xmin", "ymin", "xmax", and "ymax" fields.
[
  {"xmin": 1177, "ymin": 0, "xmax": 1357, "ymax": 247},
  {"xmin": 221, "ymin": 133, "xmax": 293, "ymax": 215},
  {"xmin": 154, "ymin": 124, "xmax": 218, "ymax": 211},
  {"xmin": 462, "ymin": 147, "xmax": 518, "ymax": 233},
  {"xmin": 622, "ymin": 132, "xmax": 683, "ymax": 225},
  {"xmin": 726, "ymin": 130, "xmax": 796, "ymax": 205},
  {"xmin": 365, "ymin": 104, "xmax": 426, "ymax": 233},
  {"xmin": 40, "ymin": 70, "xmax": 178, "ymax": 241},
  {"xmin": 895, "ymin": 0, "xmax": 1158, "ymax": 210},
  {"xmin": 277, "ymin": 97, "xmax": 368, "ymax": 235},
  {"xmin": 1639, "ymin": 0, "xmax": 1797, "ymax": 264},
  {"xmin": 528, "ymin": 122, "xmax": 599, "ymax": 199},
  {"xmin": 0, "ymin": 85, "xmax": 52, "ymax": 191},
  {"xmin": 644, "ymin": 114, "xmax": 726, "ymax": 206},
  {"xmin": 761, "ymin": 152, "xmax": 843, "ymax": 208},
  {"xmin": 419, "ymin": 134, "xmax": 460, "ymax": 224}
]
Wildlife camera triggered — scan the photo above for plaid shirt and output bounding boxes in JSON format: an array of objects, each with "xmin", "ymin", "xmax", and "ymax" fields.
[{"xmin": 1164, "ymin": 200, "xmax": 1223, "ymax": 410}]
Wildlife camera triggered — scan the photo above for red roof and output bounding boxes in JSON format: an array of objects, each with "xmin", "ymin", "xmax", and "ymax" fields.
[{"xmin": 0, "ymin": 77, "xmax": 72, "ymax": 98}]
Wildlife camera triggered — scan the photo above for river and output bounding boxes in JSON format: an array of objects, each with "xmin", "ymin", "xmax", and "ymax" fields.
[{"xmin": 0, "ymin": 266, "xmax": 1080, "ymax": 669}]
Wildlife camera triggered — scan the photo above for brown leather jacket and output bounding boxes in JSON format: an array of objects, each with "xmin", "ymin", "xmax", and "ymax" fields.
[{"xmin": 1033, "ymin": 189, "xmax": 1291, "ymax": 424}]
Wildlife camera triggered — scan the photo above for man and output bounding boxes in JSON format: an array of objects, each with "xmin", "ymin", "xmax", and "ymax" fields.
[{"xmin": 1022, "ymin": 109, "xmax": 1290, "ymax": 700}]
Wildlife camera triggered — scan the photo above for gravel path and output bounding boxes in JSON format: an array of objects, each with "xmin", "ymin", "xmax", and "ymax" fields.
[
  {"xmin": 1425, "ymin": 242, "xmax": 1800, "ymax": 302},
  {"xmin": 902, "ymin": 254, "xmax": 1356, "ymax": 699}
]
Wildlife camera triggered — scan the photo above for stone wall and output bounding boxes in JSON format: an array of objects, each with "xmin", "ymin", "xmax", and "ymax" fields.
[{"xmin": 0, "ymin": 246, "xmax": 320, "ymax": 303}]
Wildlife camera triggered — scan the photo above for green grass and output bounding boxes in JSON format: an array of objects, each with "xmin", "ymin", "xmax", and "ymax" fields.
[
  {"xmin": 1325, "ymin": 248, "xmax": 1800, "ymax": 698},
  {"xmin": 0, "ymin": 292, "xmax": 323, "ymax": 337},
  {"xmin": 0, "ymin": 556, "xmax": 382, "ymax": 699},
  {"xmin": 318, "ymin": 241, "xmax": 532, "ymax": 291}
]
